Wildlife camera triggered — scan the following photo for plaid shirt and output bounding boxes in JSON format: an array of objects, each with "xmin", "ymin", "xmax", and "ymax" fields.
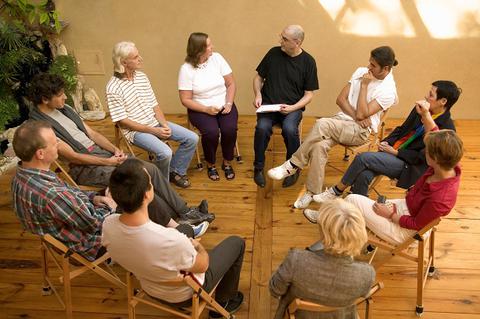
[{"xmin": 12, "ymin": 165, "xmax": 111, "ymax": 261}]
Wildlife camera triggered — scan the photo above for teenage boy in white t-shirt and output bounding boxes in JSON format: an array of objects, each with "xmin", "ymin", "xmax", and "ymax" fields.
[
  {"xmin": 268, "ymin": 46, "xmax": 399, "ymax": 209},
  {"xmin": 102, "ymin": 159, "xmax": 245, "ymax": 318}
]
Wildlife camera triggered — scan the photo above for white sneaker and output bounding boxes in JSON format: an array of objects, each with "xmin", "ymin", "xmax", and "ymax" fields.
[
  {"xmin": 294, "ymin": 191, "xmax": 313, "ymax": 209},
  {"xmin": 312, "ymin": 187, "xmax": 338, "ymax": 203},
  {"xmin": 303, "ymin": 209, "xmax": 320, "ymax": 224},
  {"xmin": 193, "ymin": 221, "xmax": 209, "ymax": 238},
  {"xmin": 267, "ymin": 161, "xmax": 298, "ymax": 180}
]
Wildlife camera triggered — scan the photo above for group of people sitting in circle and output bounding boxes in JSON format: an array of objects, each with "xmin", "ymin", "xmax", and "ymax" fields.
[{"xmin": 10, "ymin": 23, "xmax": 464, "ymax": 318}]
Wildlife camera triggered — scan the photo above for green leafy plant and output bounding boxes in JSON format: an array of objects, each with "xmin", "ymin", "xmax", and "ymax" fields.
[
  {"xmin": 48, "ymin": 54, "xmax": 77, "ymax": 95},
  {"xmin": 0, "ymin": 0, "xmax": 70, "ymax": 135}
]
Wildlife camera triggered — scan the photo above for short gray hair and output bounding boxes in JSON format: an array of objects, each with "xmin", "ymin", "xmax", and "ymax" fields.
[
  {"xmin": 112, "ymin": 41, "xmax": 136, "ymax": 73},
  {"xmin": 316, "ymin": 199, "xmax": 368, "ymax": 256},
  {"xmin": 285, "ymin": 25, "xmax": 305, "ymax": 43}
]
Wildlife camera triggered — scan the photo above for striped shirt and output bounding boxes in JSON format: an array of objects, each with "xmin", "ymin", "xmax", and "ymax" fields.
[
  {"xmin": 106, "ymin": 71, "xmax": 159, "ymax": 142},
  {"xmin": 12, "ymin": 165, "xmax": 111, "ymax": 261}
]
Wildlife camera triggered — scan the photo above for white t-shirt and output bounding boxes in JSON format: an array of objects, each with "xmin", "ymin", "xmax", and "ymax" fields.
[
  {"xmin": 101, "ymin": 214, "xmax": 205, "ymax": 303},
  {"xmin": 106, "ymin": 71, "xmax": 159, "ymax": 142},
  {"xmin": 335, "ymin": 67, "xmax": 398, "ymax": 132},
  {"xmin": 178, "ymin": 52, "xmax": 232, "ymax": 109}
]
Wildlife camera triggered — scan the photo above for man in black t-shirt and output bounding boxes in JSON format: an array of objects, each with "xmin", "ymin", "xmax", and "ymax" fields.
[{"xmin": 252, "ymin": 25, "xmax": 319, "ymax": 188}]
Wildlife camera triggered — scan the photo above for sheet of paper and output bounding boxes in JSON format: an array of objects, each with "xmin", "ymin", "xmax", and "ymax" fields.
[{"xmin": 255, "ymin": 104, "xmax": 282, "ymax": 113}]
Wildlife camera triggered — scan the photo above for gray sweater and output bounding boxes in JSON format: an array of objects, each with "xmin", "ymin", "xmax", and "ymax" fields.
[{"xmin": 270, "ymin": 248, "xmax": 375, "ymax": 319}]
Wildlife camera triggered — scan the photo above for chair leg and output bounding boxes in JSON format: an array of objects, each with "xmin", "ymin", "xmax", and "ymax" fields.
[
  {"xmin": 127, "ymin": 273, "xmax": 135, "ymax": 319},
  {"xmin": 235, "ymin": 140, "xmax": 243, "ymax": 163},
  {"xmin": 428, "ymin": 229, "xmax": 436, "ymax": 276},
  {"xmin": 62, "ymin": 256, "xmax": 73, "ymax": 319},
  {"xmin": 40, "ymin": 244, "xmax": 52, "ymax": 296},
  {"xmin": 416, "ymin": 240, "xmax": 425, "ymax": 316},
  {"xmin": 191, "ymin": 294, "xmax": 200, "ymax": 319},
  {"xmin": 343, "ymin": 147, "xmax": 350, "ymax": 161}
]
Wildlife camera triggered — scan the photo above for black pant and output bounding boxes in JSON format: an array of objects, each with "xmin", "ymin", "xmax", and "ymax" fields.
[
  {"xmin": 254, "ymin": 110, "xmax": 303, "ymax": 169},
  {"xmin": 170, "ymin": 235, "xmax": 245, "ymax": 307}
]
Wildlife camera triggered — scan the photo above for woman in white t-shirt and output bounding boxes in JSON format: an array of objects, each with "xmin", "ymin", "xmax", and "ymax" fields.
[{"xmin": 179, "ymin": 33, "xmax": 238, "ymax": 181}]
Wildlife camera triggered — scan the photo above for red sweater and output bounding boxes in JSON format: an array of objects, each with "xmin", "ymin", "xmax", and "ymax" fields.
[{"xmin": 400, "ymin": 165, "xmax": 461, "ymax": 230}]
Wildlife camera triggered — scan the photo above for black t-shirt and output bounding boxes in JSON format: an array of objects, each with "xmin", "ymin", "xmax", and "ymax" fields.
[{"xmin": 256, "ymin": 46, "xmax": 319, "ymax": 105}]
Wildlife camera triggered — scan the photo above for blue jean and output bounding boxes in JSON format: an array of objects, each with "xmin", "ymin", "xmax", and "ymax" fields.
[
  {"xmin": 133, "ymin": 121, "xmax": 198, "ymax": 177},
  {"xmin": 254, "ymin": 110, "xmax": 303, "ymax": 169},
  {"xmin": 341, "ymin": 151, "xmax": 405, "ymax": 196}
]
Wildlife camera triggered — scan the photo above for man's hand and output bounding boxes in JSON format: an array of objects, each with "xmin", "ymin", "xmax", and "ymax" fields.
[
  {"xmin": 378, "ymin": 141, "xmax": 398, "ymax": 156},
  {"xmin": 190, "ymin": 238, "xmax": 203, "ymax": 251},
  {"xmin": 253, "ymin": 95, "xmax": 262, "ymax": 108},
  {"xmin": 205, "ymin": 106, "xmax": 221, "ymax": 116},
  {"xmin": 105, "ymin": 154, "xmax": 127, "ymax": 166},
  {"xmin": 415, "ymin": 99, "xmax": 430, "ymax": 117},
  {"xmin": 361, "ymin": 71, "xmax": 375, "ymax": 86},
  {"xmin": 279, "ymin": 104, "xmax": 295, "ymax": 114},
  {"xmin": 113, "ymin": 147, "xmax": 125, "ymax": 157},
  {"xmin": 93, "ymin": 195, "xmax": 117, "ymax": 211},
  {"xmin": 357, "ymin": 117, "xmax": 372, "ymax": 129},
  {"xmin": 152, "ymin": 126, "xmax": 172, "ymax": 139}
]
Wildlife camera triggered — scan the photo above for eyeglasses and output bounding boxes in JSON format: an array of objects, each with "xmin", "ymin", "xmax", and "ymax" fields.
[{"xmin": 279, "ymin": 34, "xmax": 295, "ymax": 42}]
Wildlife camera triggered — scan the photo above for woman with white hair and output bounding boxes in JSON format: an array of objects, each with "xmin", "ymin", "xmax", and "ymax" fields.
[{"xmin": 270, "ymin": 199, "xmax": 375, "ymax": 319}]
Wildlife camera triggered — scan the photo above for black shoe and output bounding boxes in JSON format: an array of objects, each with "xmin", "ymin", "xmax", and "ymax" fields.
[
  {"xmin": 198, "ymin": 200, "xmax": 208, "ymax": 214},
  {"xmin": 254, "ymin": 169, "xmax": 265, "ymax": 188},
  {"xmin": 178, "ymin": 207, "xmax": 215, "ymax": 225},
  {"xmin": 209, "ymin": 291, "xmax": 244, "ymax": 318},
  {"xmin": 282, "ymin": 170, "xmax": 300, "ymax": 188}
]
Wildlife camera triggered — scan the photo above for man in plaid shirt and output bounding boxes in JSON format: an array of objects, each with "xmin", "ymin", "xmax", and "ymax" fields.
[{"xmin": 11, "ymin": 121, "xmax": 198, "ymax": 261}]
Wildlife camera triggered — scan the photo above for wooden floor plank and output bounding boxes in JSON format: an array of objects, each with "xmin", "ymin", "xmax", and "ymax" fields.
[{"xmin": 1, "ymin": 116, "xmax": 479, "ymax": 319}]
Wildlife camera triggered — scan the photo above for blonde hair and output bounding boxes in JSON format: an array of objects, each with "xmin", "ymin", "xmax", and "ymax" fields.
[
  {"xmin": 316, "ymin": 199, "xmax": 367, "ymax": 256},
  {"xmin": 112, "ymin": 41, "xmax": 136, "ymax": 73},
  {"xmin": 425, "ymin": 129, "xmax": 463, "ymax": 170}
]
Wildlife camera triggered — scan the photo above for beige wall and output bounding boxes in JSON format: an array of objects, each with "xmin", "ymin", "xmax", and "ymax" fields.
[{"xmin": 57, "ymin": 0, "xmax": 480, "ymax": 119}]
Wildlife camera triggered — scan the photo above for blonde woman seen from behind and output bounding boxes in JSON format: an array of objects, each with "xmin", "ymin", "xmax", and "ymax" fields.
[{"xmin": 270, "ymin": 199, "xmax": 375, "ymax": 319}]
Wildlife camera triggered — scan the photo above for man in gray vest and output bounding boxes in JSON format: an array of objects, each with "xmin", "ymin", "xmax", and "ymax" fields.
[{"xmin": 28, "ymin": 73, "xmax": 213, "ymax": 226}]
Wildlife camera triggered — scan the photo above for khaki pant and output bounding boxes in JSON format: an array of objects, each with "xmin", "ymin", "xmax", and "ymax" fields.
[{"xmin": 290, "ymin": 116, "xmax": 369, "ymax": 194}]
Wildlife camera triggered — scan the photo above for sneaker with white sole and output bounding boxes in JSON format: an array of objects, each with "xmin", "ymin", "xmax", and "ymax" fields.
[
  {"xmin": 267, "ymin": 161, "xmax": 297, "ymax": 180},
  {"xmin": 294, "ymin": 191, "xmax": 313, "ymax": 209},
  {"xmin": 303, "ymin": 209, "xmax": 320, "ymax": 224},
  {"xmin": 312, "ymin": 187, "xmax": 338, "ymax": 203},
  {"xmin": 192, "ymin": 221, "xmax": 209, "ymax": 238}
]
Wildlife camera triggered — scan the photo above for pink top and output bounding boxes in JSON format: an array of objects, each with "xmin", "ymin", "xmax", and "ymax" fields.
[{"xmin": 400, "ymin": 165, "xmax": 461, "ymax": 230}]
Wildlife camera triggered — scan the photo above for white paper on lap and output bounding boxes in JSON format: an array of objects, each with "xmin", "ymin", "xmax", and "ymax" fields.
[{"xmin": 255, "ymin": 104, "xmax": 282, "ymax": 113}]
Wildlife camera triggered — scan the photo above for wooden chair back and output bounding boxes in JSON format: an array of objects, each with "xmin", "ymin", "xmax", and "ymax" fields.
[
  {"xmin": 126, "ymin": 271, "xmax": 232, "ymax": 319},
  {"xmin": 40, "ymin": 234, "xmax": 125, "ymax": 319},
  {"xmin": 286, "ymin": 282, "xmax": 384, "ymax": 319}
]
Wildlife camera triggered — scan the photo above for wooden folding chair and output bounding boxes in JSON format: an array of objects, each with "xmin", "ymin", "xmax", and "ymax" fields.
[
  {"xmin": 366, "ymin": 218, "xmax": 440, "ymax": 316},
  {"xmin": 187, "ymin": 120, "xmax": 243, "ymax": 171},
  {"xmin": 40, "ymin": 234, "xmax": 126, "ymax": 319},
  {"xmin": 285, "ymin": 282, "xmax": 384, "ymax": 319},
  {"xmin": 52, "ymin": 160, "xmax": 102, "ymax": 191},
  {"xmin": 114, "ymin": 123, "xmax": 155, "ymax": 160},
  {"xmin": 342, "ymin": 109, "xmax": 390, "ymax": 161},
  {"xmin": 127, "ymin": 271, "xmax": 234, "ymax": 319}
]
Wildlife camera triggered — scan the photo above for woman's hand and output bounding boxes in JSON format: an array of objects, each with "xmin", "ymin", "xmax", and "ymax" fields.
[
  {"xmin": 205, "ymin": 106, "xmax": 220, "ymax": 116},
  {"xmin": 372, "ymin": 202, "xmax": 395, "ymax": 219},
  {"xmin": 222, "ymin": 102, "xmax": 232, "ymax": 114}
]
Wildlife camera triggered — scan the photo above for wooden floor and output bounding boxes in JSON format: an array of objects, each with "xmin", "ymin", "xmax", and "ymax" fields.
[{"xmin": 0, "ymin": 115, "xmax": 479, "ymax": 319}]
